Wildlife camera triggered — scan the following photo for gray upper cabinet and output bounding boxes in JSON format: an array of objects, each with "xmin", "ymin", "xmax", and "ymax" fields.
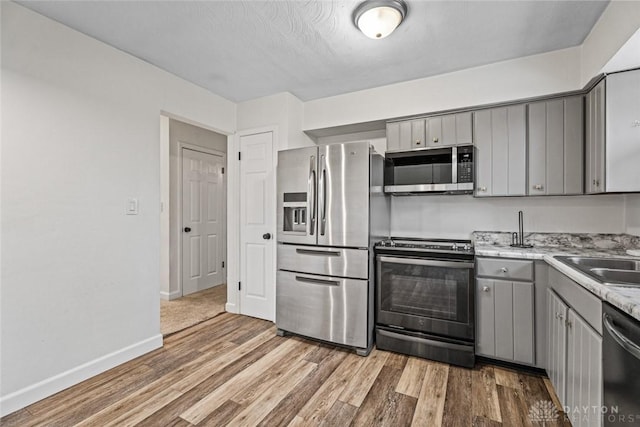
[
  {"xmin": 386, "ymin": 112, "xmax": 472, "ymax": 152},
  {"xmin": 386, "ymin": 121, "xmax": 412, "ymax": 151},
  {"xmin": 427, "ymin": 112, "xmax": 473, "ymax": 147},
  {"xmin": 410, "ymin": 119, "xmax": 426, "ymax": 148},
  {"xmin": 606, "ymin": 69, "xmax": 640, "ymax": 192},
  {"xmin": 474, "ymin": 105, "xmax": 527, "ymax": 197},
  {"xmin": 386, "ymin": 119, "xmax": 425, "ymax": 150},
  {"xmin": 528, "ymin": 96, "xmax": 584, "ymax": 195},
  {"xmin": 585, "ymin": 79, "xmax": 606, "ymax": 193}
]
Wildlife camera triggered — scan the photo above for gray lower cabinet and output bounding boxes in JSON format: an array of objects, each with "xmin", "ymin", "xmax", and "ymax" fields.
[
  {"xmin": 474, "ymin": 104, "xmax": 527, "ymax": 197},
  {"xmin": 476, "ymin": 279, "xmax": 535, "ymax": 364},
  {"xmin": 547, "ymin": 269, "xmax": 602, "ymax": 427},
  {"xmin": 547, "ymin": 289, "xmax": 569, "ymax": 403},
  {"xmin": 476, "ymin": 257, "xmax": 535, "ymax": 365},
  {"xmin": 528, "ymin": 96, "xmax": 584, "ymax": 195},
  {"xmin": 566, "ymin": 309, "xmax": 602, "ymax": 427}
]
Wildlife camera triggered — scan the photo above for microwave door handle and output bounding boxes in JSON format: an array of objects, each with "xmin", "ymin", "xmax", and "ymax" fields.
[
  {"xmin": 377, "ymin": 256, "xmax": 474, "ymax": 269},
  {"xmin": 308, "ymin": 156, "xmax": 316, "ymax": 236},
  {"xmin": 451, "ymin": 146, "xmax": 458, "ymax": 184}
]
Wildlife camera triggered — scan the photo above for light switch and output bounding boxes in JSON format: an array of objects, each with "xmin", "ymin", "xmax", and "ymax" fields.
[{"xmin": 126, "ymin": 198, "xmax": 139, "ymax": 215}]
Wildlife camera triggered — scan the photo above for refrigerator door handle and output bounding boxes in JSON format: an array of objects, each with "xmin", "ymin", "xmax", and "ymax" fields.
[
  {"xmin": 295, "ymin": 248, "xmax": 341, "ymax": 257},
  {"xmin": 319, "ymin": 158, "xmax": 327, "ymax": 236},
  {"xmin": 308, "ymin": 155, "xmax": 316, "ymax": 236},
  {"xmin": 295, "ymin": 275, "xmax": 339, "ymax": 287}
]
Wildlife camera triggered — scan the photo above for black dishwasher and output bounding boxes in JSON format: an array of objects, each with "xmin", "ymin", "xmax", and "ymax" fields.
[{"xmin": 603, "ymin": 302, "xmax": 640, "ymax": 426}]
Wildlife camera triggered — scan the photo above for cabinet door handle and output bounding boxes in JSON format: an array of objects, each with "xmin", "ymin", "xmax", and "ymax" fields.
[
  {"xmin": 533, "ymin": 184, "xmax": 544, "ymax": 190},
  {"xmin": 500, "ymin": 267, "xmax": 508, "ymax": 273},
  {"xmin": 433, "ymin": 137, "xmax": 439, "ymax": 143},
  {"xmin": 557, "ymin": 313, "xmax": 564, "ymax": 321},
  {"xmin": 478, "ymin": 186, "xmax": 487, "ymax": 192},
  {"xmin": 415, "ymin": 140, "xmax": 421, "ymax": 145},
  {"xmin": 566, "ymin": 320, "xmax": 573, "ymax": 328},
  {"xmin": 482, "ymin": 286, "xmax": 490, "ymax": 292}
]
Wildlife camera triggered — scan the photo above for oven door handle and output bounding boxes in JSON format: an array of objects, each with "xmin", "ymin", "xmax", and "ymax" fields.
[{"xmin": 377, "ymin": 256, "xmax": 474, "ymax": 269}]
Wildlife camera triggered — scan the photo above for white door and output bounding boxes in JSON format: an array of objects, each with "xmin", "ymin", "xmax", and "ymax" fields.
[
  {"xmin": 182, "ymin": 148, "xmax": 225, "ymax": 295},
  {"xmin": 239, "ymin": 131, "xmax": 275, "ymax": 320}
]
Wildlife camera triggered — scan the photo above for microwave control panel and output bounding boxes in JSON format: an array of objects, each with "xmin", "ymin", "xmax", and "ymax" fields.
[{"xmin": 457, "ymin": 147, "xmax": 474, "ymax": 183}]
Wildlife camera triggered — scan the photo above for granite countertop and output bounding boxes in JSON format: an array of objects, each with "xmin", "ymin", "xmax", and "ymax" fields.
[{"xmin": 473, "ymin": 231, "xmax": 640, "ymax": 322}]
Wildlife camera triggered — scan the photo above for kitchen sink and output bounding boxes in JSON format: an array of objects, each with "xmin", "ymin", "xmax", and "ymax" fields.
[
  {"xmin": 559, "ymin": 256, "xmax": 640, "ymax": 271},
  {"xmin": 590, "ymin": 268, "xmax": 640, "ymax": 285},
  {"xmin": 555, "ymin": 256, "xmax": 640, "ymax": 287}
]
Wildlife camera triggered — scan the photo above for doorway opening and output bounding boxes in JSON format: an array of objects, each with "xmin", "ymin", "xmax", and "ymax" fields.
[{"xmin": 160, "ymin": 117, "xmax": 228, "ymax": 336}]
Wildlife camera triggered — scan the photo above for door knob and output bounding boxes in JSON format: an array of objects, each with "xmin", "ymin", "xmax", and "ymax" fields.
[
  {"xmin": 184, "ymin": 227, "xmax": 191, "ymax": 233},
  {"xmin": 263, "ymin": 233, "xmax": 272, "ymax": 240}
]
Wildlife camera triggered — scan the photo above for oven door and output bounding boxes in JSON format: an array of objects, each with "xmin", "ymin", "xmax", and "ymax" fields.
[{"xmin": 376, "ymin": 255, "xmax": 474, "ymax": 340}]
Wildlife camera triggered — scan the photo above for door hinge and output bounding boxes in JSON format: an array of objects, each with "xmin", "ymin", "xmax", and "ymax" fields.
[
  {"xmin": 222, "ymin": 167, "xmax": 225, "ymax": 174},
  {"xmin": 238, "ymin": 152, "xmax": 241, "ymax": 161},
  {"xmin": 222, "ymin": 261, "xmax": 225, "ymax": 268},
  {"xmin": 238, "ymin": 281, "xmax": 241, "ymax": 291}
]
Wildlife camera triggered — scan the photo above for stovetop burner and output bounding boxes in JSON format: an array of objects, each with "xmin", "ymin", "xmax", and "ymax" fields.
[{"xmin": 376, "ymin": 237, "xmax": 474, "ymax": 254}]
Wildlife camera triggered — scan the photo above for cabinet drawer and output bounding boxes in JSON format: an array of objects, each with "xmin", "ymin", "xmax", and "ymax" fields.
[
  {"xmin": 477, "ymin": 258, "xmax": 534, "ymax": 281},
  {"xmin": 276, "ymin": 270, "xmax": 368, "ymax": 348},
  {"xmin": 278, "ymin": 244, "xmax": 368, "ymax": 279}
]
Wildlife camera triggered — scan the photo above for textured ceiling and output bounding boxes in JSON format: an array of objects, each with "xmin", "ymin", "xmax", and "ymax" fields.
[{"xmin": 18, "ymin": 1, "xmax": 609, "ymax": 102}]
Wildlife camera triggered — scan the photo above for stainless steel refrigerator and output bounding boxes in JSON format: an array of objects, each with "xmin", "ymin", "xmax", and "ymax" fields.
[{"xmin": 276, "ymin": 141, "xmax": 389, "ymax": 356}]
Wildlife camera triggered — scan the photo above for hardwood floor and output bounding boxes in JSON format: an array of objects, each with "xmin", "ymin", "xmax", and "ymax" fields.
[{"xmin": 1, "ymin": 313, "xmax": 570, "ymax": 426}]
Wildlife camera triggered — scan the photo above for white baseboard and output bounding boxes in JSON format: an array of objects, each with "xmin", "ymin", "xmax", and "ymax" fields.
[
  {"xmin": 225, "ymin": 302, "xmax": 238, "ymax": 313},
  {"xmin": 0, "ymin": 334, "xmax": 163, "ymax": 417},
  {"xmin": 159, "ymin": 290, "xmax": 181, "ymax": 300}
]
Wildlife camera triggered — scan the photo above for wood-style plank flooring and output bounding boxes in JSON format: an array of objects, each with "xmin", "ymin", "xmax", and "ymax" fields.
[{"xmin": 1, "ymin": 313, "xmax": 570, "ymax": 426}]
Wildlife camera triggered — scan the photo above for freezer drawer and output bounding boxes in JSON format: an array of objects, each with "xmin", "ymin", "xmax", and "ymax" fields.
[
  {"xmin": 276, "ymin": 270, "xmax": 368, "ymax": 349},
  {"xmin": 277, "ymin": 244, "xmax": 368, "ymax": 279}
]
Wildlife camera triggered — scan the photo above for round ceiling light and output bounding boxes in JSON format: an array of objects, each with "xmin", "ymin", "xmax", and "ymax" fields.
[{"xmin": 353, "ymin": 0, "xmax": 407, "ymax": 39}]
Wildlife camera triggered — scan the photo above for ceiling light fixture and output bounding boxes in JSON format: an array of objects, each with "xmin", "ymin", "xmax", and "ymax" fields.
[{"xmin": 353, "ymin": 0, "xmax": 407, "ymax": 40}]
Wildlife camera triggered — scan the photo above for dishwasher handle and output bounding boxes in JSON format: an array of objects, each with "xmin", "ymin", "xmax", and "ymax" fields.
[{"xmin": 603, "ymin": 313, "xmax": 640, "ymax": 361}]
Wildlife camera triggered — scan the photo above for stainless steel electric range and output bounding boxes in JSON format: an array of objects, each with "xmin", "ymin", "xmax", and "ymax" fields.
[{"xmin": 375, "ymin": 238, "xmax": 475, "ymax": 368}]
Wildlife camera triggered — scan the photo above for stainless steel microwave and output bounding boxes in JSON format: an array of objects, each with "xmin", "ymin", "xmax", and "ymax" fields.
[{"xmin": 383, "ymin": 145, "xmax": 474, "ymax": 194}]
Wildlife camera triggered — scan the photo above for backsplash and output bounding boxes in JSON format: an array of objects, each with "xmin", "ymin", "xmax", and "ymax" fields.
[
  {"xmin": 390, "ymin": 194, "xmax": 628, "ymax": 239},
  {"xmin": 473, "ymin": 231, "xmax": 640, "ymax": 250}
]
